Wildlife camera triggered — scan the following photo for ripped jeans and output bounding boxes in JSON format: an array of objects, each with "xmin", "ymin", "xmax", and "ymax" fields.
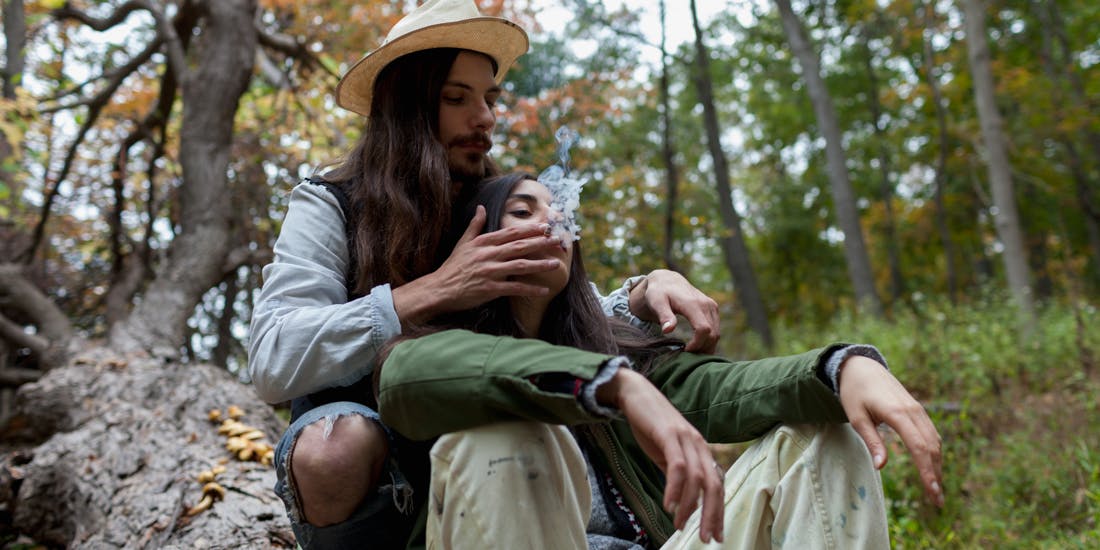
[{"xmin": 274, "ymin": 402, "xmax": 420, "ymax": 549}]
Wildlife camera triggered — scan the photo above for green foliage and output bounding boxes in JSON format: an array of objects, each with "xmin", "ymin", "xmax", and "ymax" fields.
[{"xmin": 742, "ymin": 292, "xmax": 1100, "ymax": 547}]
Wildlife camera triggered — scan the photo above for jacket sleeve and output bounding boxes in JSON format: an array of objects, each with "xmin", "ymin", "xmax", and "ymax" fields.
[
  {"xmin": 647, "ymin": 346, "xmax": 850, "ymax": 444},
  {"xmin": 247, "ymin": 182, "xmax": 402, "ymax": 404},
  {"xmin": 377, "ymin": 330, "xmax": 617, "ymax": 440}
]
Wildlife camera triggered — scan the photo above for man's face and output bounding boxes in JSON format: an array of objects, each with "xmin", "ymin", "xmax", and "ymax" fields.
[{"xmin": 438, "ymin": 51, "xmax": 500, "ymax": 182}]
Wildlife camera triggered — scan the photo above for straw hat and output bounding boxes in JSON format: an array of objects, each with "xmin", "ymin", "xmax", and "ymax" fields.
[{"xmin": 336, "ymin": 0, "xmax": 530, "ymax": 116}]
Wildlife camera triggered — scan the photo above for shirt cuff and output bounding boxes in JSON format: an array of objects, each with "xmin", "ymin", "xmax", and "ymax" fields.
[
  {"xmin": 580, "ymin": 356, "xmax": 630, "ymax": 418},
  {"xmin": 823, "ymin": 344, "xmax": 888, "ymax": 394}
]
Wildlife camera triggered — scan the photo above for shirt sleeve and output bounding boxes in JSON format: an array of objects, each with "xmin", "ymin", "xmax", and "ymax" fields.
[
  {"xmin": 593, "ymin": 276, "xmax": 658, "ymax": 333},
  {"xmin": 247, "ymin": 181, "xmax": 402, "ymax": 404}
]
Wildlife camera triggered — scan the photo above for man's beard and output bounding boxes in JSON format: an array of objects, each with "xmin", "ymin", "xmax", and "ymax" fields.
[
  {"xmin": 447, "ymin": 132, "xmax": 491, "ymax": 186},
  {"xmin": 449, "ymin": 153, "xmax": 487, "ymax": 186}
]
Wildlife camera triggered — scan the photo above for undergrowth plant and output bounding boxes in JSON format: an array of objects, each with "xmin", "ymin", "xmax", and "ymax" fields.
[{"xmin": 735, "ymin": 291, "xmax": 1100, "ymax": 548}]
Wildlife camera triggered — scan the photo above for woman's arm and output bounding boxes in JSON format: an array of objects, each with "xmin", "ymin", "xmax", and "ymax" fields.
[
  {"xmin": 376, "ymin": 329, "xmax": 620, "ymax": 440},
  {"xmin": 646, "ymin": 347, "xmax": 850, "ymax": 443}
]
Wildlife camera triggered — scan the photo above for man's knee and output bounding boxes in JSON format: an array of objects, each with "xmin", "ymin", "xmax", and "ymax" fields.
[{"xmin": 295, "ymin": 414, "xmax": 389, "ymax": 480}]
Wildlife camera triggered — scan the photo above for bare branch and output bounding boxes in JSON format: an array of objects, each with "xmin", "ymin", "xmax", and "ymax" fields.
[
  {"xmin": 255, "ymin": 48, "xmax": 292, "ymax": 89},
  {"xmin": 42, "ymin": 36, "xmax": 163, "ymax": 105},
  {"xmin": 19, "ymin": 102, "xmax": 102, "ymax": 263},
  {"xmin": 39, "ymin": 36, "xmax": 162, "ymax": 114},
  {"xmin": 136, "ymin": 0, "xmax": 187, "ymax": 83},
  {"xmin": 221, "ymin": 246, "xmax": 274, "ymax": 276},
  {"xmin": 0, "ymin": 312, "xmax": 48, "ymax": 355},
  {"xmin": 0, "ymin": 264, "xmax": 72, "ymax": 345},
  {"xmin": 52, "ymin": 0, "xmax": 148, "ymax": 32},
  {"xmin": 0, "ymin": 366, "xmax": 42, "ymax": 387},
  {"xmin": 53, "ymin": 0, "xmax": 188, "ymax": 84}
]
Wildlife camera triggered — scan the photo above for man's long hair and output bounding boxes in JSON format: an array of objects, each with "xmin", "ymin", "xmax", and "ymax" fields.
[
  {"xmin": 323, "ymin": 48, "xmax": 497, "ymax": 296},
  {"xmin": 434, "ymin": 173, "xmax": 683, "ymax": 371}
]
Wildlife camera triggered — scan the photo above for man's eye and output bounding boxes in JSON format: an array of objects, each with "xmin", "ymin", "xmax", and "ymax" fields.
[
  {"xmin": 443, "ymin": 96, "xmax": 463, "ymax": 104},
  {"xmin": 508, "ymin": 209, "xmax": 532, "ymax": 218}
]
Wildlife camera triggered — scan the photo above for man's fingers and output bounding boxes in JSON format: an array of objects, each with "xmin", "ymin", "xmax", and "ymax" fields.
[
  {"xmin": 681, "ymin": 309, "xmax": 719, "ymax": 353},
  {"xmin": 457, "ymin": 205, "xmax": 487, "ymax": 245},
  {"xmin": 673, "ymin": 438, "xmax": 704, "ymax": 529}
]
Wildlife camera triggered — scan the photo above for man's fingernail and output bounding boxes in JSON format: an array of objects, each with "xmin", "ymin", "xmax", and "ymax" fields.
[
  {"xmin": 874, "ymin": 454, "xmax": 884, "ymax": 467},
  {"xmin": 932, "ymin": 481, "xmax": 941, "ymax": 494},
  {"xmin": 661, "ymin": 321, "xmax": 674, "ymax": 332}
]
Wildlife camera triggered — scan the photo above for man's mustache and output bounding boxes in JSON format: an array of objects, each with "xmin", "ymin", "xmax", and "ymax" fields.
[{"xmin": 449, "ymin": 132, "xmax": 492, "ymax": 151}]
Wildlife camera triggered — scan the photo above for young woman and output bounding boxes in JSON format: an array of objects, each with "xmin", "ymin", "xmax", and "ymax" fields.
[{"xmin": 376, "ymin": 172, "xmax": 944, "ymax": 548}]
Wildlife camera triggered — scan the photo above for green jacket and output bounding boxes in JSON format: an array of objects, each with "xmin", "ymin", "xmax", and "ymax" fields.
[{"xmin": 378, "ymin": 329, "xmax": 850, "ymax": 547}]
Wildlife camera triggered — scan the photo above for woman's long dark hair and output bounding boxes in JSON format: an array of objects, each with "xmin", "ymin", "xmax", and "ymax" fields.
[
  {"xmin": 434, "ymin": 173, "xmax": 683, "ymax": 371},
  {"xmin": 323, "ymin": 49, "xmax": 499, "ymax": 295}
]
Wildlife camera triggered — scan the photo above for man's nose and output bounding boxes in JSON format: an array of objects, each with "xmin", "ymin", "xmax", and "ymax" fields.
[{"xmin": 472, "ymin": 101, "xmax": 494, "ymax": 131}]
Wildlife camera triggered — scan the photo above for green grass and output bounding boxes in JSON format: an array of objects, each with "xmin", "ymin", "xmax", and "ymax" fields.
[{"xmin": 733, "ymin": 292, "xmax": 1100, "ymax": 548}]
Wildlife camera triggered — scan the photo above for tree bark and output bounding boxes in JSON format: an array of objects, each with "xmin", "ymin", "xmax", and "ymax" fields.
[
  {"xmin": 962, "ymin": 0, "xmax": 1035, "ymax": 319},
  {"xmin": 689, "ymin": 0, "xmax": 773, "ymax": 348},
  {"xmin": 1, "ymin": 0, "xmax": 26, "ymax": 195},
  {"xmin": 1, "ymin": 0, "xmax": 24, "ymax": 100},
  {"xmin": 1, "ymin": 348, "xmax": 292, "ymax": 548},
  {"xmin": 658, "ymin": 0, "xmax": 683, "ymax": 274},
  {"xmin": 110, "ymin": 0, "xmax": 258, "ymax": 357},
  {"xmin": 860, "ymin": 31, "xmax": 906, "ymax": 305},
  {"xmin": 919, "ymin": 0, "xmax": 960, "ymax": 303},
  {"xmin": 0, "ymin": 264, "xmax": 75, "ymax": 369},
  {"xmin": 774, "ymin": 0, "xmax": 884, "ymax": 316},
  {"xmin": 1031, "ymin": 0, "xmax": 1100, "ymax": 283}
]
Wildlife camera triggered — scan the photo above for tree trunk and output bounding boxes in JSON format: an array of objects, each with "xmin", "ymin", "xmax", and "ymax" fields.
[
  {"xmin": 919, "ymin": 0, "xmax": 960, "ymax": 303},
  {"xmin": 1, "ymin": 0, "xmax": 26, "ymax": 194},
  {"xmin": 1, "ymin": 0, "xmax": 24, "ymax": 100},
  {"xmin": 1032, "ymin": 0, "xmax": 1100, "ymax": 284},
  {"xmin": 659, "ymin": 0, "xmax": 683, "ymax": 274},
  {"xmin": 775, "ymin": 0, "xmax": 884, "ymax": 316},
  {"xmin": 109, "ymin": 0, "xmax": 257, "ymax": 357},
  {"xmin": 689, "ymin": 0, "xmax": 773, "ymax": 348},
  {"xmin": 962, "ymin": 0, "xmax": 1035, "ymax": 319},
  {"xmin": 1, "ymin": 348, "xmax": 292, "ymax": 548},
  {"xmin": 860, "ymin": 32, "xmax": 906, "ymax": 305}
]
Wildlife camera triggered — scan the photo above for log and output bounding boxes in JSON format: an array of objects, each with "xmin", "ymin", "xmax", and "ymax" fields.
[{"xmin": 0, "ymin": 346, "xmax": 295, "ymax": 548}]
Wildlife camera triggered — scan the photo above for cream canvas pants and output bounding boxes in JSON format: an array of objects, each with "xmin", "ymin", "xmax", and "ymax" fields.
[{"xmin": 425, "ymin": 422, "xmax": 889, "ymax": 549}]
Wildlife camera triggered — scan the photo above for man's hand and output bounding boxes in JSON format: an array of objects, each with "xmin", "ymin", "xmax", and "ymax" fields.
[
  {"xmin": 393, "ymin": 206, "xmax": 562, "ymax": 325},
  {"xmin": 597, "ymin": 368, "xmax": 725, "ymax": 544},
  {"xmin": 838, "ymin": 356, "xmax": 945, "ymax": 507},
  {"xmin": 627, "ymin": 269, "xmax": 720, "ymax": 353}
]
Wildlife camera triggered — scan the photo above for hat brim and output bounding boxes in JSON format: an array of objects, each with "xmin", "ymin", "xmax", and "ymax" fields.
[{"xmin": 336, "ymin": 18, "xmax": 529, "ymax": 117}]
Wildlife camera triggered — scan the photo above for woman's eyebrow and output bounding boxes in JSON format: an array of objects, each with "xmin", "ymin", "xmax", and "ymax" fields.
[{"xmin": 507, "ymin": 193, "xmax": 539, "ymax": 203}]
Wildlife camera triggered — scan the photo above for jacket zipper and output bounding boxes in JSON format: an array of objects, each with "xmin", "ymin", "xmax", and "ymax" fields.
[{"xmin": 587, "ymin": 423, "xmax": 670, "ymax": 545}]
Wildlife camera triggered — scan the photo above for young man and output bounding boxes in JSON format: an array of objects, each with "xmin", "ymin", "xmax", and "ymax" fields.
[{"xmin": 248, "ymin": 0, "xmax": 725, "ymax": 547}]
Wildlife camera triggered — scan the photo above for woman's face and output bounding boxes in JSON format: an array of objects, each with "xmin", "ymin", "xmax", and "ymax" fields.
[{"xmin": 501, "ymin": 178, "xmax": 573, "ymax": 295}]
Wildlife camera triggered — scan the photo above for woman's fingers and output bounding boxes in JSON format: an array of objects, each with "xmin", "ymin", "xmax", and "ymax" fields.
[{"xmin": 848, "ymin": 408, "xmax": 888, "ymax": 469}]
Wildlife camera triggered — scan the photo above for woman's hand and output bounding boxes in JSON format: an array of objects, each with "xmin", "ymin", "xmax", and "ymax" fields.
[
  {"xmin": 838, "ymin": 355, "xmax": 945, "ymax": 507},
  {"xmin": 597, "ymin": 368, "xmax": 725, "ymax": 544},
  {"xmin": 627, "ymin": 269, "xmax": 720, "ymax": 353},
  {"xmin": 393, "ymin": 206, "xmax": 563, "ymax": 325}
]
